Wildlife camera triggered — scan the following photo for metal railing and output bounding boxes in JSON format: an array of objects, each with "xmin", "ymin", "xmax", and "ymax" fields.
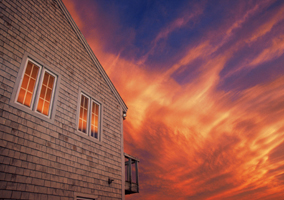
[{"xmin": 124, "ymin": 153, "xmax": 140, "ymax": 194}]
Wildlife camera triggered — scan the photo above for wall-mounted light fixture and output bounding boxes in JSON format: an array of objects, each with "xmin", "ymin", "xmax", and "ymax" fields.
[
  {"xmin": 123, "ymin": 111, "xmax": 127, "ymax": 120},
  {"xmin": 108, "ymin": 178, "xmax": 114, "ymax": 185}
]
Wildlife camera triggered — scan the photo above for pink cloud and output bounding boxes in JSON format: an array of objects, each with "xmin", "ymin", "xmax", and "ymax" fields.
[{"xmin": 65, "ymin": 2, "xmax": 284, "ymax": 199}]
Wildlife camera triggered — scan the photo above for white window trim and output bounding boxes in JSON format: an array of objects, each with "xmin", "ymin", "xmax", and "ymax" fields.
[
  {"xmin": 76, "ymin": 89, "xmax": 103, "ymax": 144},
  {"xmin": 10, "ymin": 52, "xmax": 61, "ymax": 123}
]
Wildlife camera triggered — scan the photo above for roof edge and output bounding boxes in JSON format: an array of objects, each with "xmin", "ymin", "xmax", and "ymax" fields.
[
  {"xmin": 56, "ymin": 0, "xmax": 128, "ymax": 112},
  {"xmin": 124, "ymin": 153, "xmax": 140, "ymax": 162}
]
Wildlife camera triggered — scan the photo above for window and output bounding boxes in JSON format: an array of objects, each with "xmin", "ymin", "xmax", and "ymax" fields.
[
  {"xmin": 77, "ymin": 93, "xmax": 101, "ymax": 140},
  {"xmin": 14, "ymin": 58, "xmax": 58, "ymax": 118}
]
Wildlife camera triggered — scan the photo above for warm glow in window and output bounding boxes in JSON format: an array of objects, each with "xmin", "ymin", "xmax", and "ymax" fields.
[
  {"xmin": 78, "ymin": 94, "xmax": 89, "ymax": 133},
  {"xmin": 37, "ymin": 71, "xmax": 55, "ymax": 116},
  {"xmin": 91, "ymin": 101, "xmax": 99, "ymax": 138},
  {"xmin": 77, "ymin": 93, "xmax": 101, "ymax": 140},
  {"xmin": 17, "ymin": 61, "xmax": 39, "ymax": 107},
  {"xmin": 15, "ymin": 58, "xmax": 58, "ymax": 119}
]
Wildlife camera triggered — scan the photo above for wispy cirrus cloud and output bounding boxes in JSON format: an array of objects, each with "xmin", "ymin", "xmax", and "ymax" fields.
[
  {"xmin": 248, "ymin": 34, "xmax": 284, "ymax": 67},
  {"xmin": 64, "ymin": 0, "xmax": 284, "ymax": 199},
  {"xmin": 152, "ymin": 5, "xmax": 203, "ymax": 47},
  {"xmin": 247, "ymin": 4, "xmax": 284, "ymax": 43},
  {"xmin": 137, "ymin": 2, "xmax": 204, "ymax": 66}
]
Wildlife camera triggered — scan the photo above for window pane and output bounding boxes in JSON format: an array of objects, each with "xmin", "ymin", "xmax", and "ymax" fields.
[
  {"xmin": 80, "ymin": 107, "xmax": 83, "ymax": 118},
  {"xmin": 84, "ymin": 96, "xmax": 88, "ymax": 107},
  {"xmin": 43, "ymin": 102, "xmax": 49, "ymax": 116},
  {"xmin": 46, "ymin": 88, "xmax": 52, "ymax": 101},
  {"xmin": 83, "ymin": 106, "xmax": 88, "ymax": 119},
  {"xmin": 40, "ymin": 85, "xmax": 46, "ymax": 98},
  {"xmin": 43, "ymin": 72, "xmax": 48, "ymax": 85},
  {"xmin": 95, "ymin": 104, "xmax": 99, "ymax": 115},
  {"xmin": 28, "ymin": 78, "xmax": 36, "ymax": 92},
  {"xmin": 92, "ymin": 113, "xmax": 95, "ymax": 124},
  {"xmin": 24, "ymin": 92, "xmax": 32, "ymax": 106},
  {"xmin": 22, "ymin": 75, "xmax": 29, "ymax": 89},
  {"xmin": 83, "ymin": 120, "xmax": 87, "ymax": 133},
  {"xmin": 37, "ymin": 71, "xmax": 55, "ymax": 116},
  {"xmin": 78, "ymin": 94, "xmax": 89, "ymax": 133},
  {"xmin": 79, "ymin": 119, "xmax": 83, "ymax": 130},
  {"xmin": 17, "ymin": 88, "xmax": 25, "ymax": 104},
  {"xmin": 31, "ymin": 64, "xmax": 39, "ymax": 79},
  {"xmin": 84, "ymin": 97, "xmax": 89, "ymax": 109},
  {"xmin": 48, "ymin": 75, "xmax": 54, "ymax": 88},
  {"xmin": 37, "ymin": 98, "xmax": 44, "ymax": 112},
  {"xmin": 17, "ymin": 61, "xmax": 40, "ymax": 107},
  {"xmin": 25, "ymin": 62, "xmax": 33, "ymax": 75}
]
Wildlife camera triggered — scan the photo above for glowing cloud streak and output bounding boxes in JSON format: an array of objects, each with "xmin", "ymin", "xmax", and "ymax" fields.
[{"xmin": 63, "ymin": 0, "xmax": 284, "ymax": 199}]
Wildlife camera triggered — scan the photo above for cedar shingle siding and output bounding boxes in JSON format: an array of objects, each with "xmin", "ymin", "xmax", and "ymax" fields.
[{"xmin": 0, "ymin": 0, "xmax": 125, "ymax": 199}]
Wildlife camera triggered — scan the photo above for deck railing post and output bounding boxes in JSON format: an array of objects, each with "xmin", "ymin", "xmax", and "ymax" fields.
[
  {"xmin": 128, "ymin": 158, "xmax": 132, "ymax": 192},
  {"xmin": 135, "ymin": 160, "xmax": 139, "ymax": 192}
]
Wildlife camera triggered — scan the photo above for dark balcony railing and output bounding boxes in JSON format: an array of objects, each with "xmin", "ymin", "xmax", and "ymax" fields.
[{"xmin": 124, "ymin": 153, "xmax": 139, "ymax": 194}]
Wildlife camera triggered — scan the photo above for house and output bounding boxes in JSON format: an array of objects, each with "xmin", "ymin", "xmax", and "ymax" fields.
[{"xmin": 0, "ymin": 0, "xmax": 139, "ymax": 199}]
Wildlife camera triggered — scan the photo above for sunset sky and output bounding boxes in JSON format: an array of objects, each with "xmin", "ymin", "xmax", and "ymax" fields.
[{"xmin": 62, "ymin": 0, "xmax": 284, "ymax": 199}]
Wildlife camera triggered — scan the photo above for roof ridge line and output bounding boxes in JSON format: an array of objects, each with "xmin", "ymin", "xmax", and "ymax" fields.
[{"xmin": 56, "ymin": 0, "xmax": 128, "ymax": 112}]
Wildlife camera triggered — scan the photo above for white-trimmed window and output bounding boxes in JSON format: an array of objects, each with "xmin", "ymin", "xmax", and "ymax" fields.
[
  {"xmin": 15, "ymin": 58, "xmax": 57, "ymax": 118},
  {"xmin": 77, "ymin": 93, "xmax": 101, "ymax": 140}
]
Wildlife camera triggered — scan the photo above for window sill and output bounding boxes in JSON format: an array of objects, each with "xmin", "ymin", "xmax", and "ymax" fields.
[
  {"xmin": 9, "ymin": 101, "xmax": 57, "ymax": 123},
  {"xmin": 75, "ymin": 130, "xmax": 103, "ymax": 145}
]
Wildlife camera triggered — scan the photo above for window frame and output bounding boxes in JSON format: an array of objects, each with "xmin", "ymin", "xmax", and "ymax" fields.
[
  {"xmin": 90, "ymin": 99, "xmax": 101, "ymax": 139},
  {"xmin": 78, "ymin": 93, "xmax": 90, "ymax": 135},
  {"xmin": 76, "ymin": 90, "xmax": 103, "ymax": 143},
  {"xmin": 10, "ymin": 53, "xmax": 61, "ymax": 123},
  {"xmin": 15, "ymin": 58, "xmax": 42, "ymax": 111},
  {"xmin": 34, "ymin": 68, "xmax": 58, "ymax": 118}
]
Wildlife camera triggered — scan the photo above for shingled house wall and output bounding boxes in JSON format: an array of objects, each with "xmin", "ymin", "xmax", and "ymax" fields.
[{"xmin": 0, "ymin": 0, "xmax": 124, "ymax": 199}]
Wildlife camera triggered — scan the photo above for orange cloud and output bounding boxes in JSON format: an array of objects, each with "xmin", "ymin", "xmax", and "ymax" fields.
[{"xmin": 65, "ymin": 1, "xmax": 284, "ymax": 199}]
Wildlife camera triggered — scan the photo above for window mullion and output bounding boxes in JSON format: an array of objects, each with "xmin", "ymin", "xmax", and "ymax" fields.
[
  {"xmin": 32, "ymin": 68, "xmax": 44, "ymax": 111},
  {"xmin": 88, "ymin": 99, "xmax": 92, "ymax": 136},
  {"xmin": 85, "ymin": 95, "xmax": 89, "ymax": 135}
]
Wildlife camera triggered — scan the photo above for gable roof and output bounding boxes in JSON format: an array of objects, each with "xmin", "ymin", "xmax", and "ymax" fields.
[{"xmin": 56, "ymin": 0, "xmax": 128, "ymax": 112}]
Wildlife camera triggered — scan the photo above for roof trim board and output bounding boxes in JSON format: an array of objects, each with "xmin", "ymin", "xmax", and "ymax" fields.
[{"xmin": 56, "ymin": 0, "xmax": 128, "ymax": 112}]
